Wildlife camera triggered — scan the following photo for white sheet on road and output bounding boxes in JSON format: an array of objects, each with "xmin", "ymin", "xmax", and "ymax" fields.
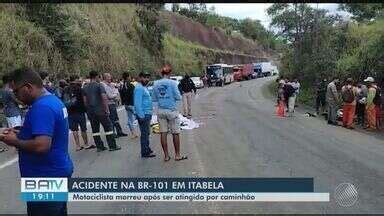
[
  {"xmin": 151, "ymin": 114, "xmax": 200, "ymax": 130},
  {"xmin": 179, "ymin": 115, "xmax": 200, "ymax": 130}
]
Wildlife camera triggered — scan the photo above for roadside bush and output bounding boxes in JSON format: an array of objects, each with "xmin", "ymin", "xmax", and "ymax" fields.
[{"xmin": 0, "ymin": 10, "xmax": 52, "ymax": 75}]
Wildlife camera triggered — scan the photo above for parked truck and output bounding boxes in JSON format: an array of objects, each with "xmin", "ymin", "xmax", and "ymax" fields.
[
  {"xmin": 233, "ymin": 64, "xmax": 253, "ymax": 81},
  {"xmin": 253, "ymin": 62, "xmax": 276, "ymax": 77}
]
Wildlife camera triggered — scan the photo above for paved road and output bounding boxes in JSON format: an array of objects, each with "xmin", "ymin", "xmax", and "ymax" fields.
[{"xmin": 0, "ymin": 77, "xmax": 383, "ymax": 214}]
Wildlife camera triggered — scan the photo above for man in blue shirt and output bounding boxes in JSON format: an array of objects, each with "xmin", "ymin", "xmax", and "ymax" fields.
[
  {"xmin": 134, "ymin": 72, "xmax": 155, "ymax": 158},
  {"xmin": 153, "ymin": 64, "xmax": 187, "ymax": 162},
  {"xmin": 0, "ymin": 68, "xmax": 73, "ymax": 216}
]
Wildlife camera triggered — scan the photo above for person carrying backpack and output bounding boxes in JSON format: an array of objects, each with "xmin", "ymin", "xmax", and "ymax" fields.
[
  {"xmin": 283, "ymin": 80, "xmax": 296, "ymax": 117},
  {"xmin": 178, "ymin": 74, "xmax": 197, "ymax": 118},
  {"xmin": 341, "ymin": 78, "xmax": 357, "ymax": 129}
]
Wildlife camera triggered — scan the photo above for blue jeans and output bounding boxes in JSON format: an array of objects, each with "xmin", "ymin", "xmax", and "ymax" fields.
[
  {"xmin": 125, "ymin": 105, "xmax": 136, "ymax": 132},
  {"xmin": 137, "ymin": 114, "xmax": 152, "ymax": 156}
]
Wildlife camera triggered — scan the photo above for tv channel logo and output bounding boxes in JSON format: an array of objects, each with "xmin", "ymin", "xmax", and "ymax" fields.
[{"xmin": 21, "ymin": 178, "xmax": 68, "ymax": 192}]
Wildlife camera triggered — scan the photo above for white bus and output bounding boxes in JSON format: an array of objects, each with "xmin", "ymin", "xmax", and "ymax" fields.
[{"xmin": 206, "ymin": 64, "xmax": 234, "ymax": 87}]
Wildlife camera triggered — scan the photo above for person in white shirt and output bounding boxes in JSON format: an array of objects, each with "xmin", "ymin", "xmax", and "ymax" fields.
[{"xmin": 102, "ymin": 73, "xmax": 127, "ymax": 137}]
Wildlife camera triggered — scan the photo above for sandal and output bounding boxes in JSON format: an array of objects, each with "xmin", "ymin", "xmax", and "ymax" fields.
[
  {"xmin": 76, "ymin": 147, "xmax": 84, "ymax": 151},
  {"xmin": 85, "ymin": 145, "xmax": 96, "ymax": 149},
  {"xmin": 164, "ymin": 156, "xmax": 171, "ymax": 162},
  {"xmin": 175, "ymin": 156, "xmax": 188, "ymax": 161}
]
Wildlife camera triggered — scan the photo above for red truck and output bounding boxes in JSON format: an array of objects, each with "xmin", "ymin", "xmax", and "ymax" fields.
[{"xmin": 233, "ymin": 64, "xmax": 253, "ymax": 81}]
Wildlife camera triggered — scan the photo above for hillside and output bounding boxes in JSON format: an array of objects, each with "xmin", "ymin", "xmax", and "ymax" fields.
[
  {"xmin": 164, "ymin": 12, "xmax": 272, "ymax": 59},
  {"xmin": 0, "ymin": 4, "xmax": 278, "ymax": 79}
]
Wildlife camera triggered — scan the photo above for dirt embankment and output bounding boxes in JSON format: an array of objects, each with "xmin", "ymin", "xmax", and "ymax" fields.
[{"xmin": 163, "ymin": 12, "xmax": 279, "ymax": 65}]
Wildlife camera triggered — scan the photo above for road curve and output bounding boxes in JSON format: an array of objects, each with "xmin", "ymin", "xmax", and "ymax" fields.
[
  {"xmin": 189, "ymin": 77, "xmax": 384, "ymax": 214},
  {"xmin": 0, "ymin": 77, "xmax": 383, "ymax": 214}
]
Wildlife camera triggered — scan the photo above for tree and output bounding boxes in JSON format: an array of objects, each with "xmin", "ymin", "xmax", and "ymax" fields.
[
  {"xmin": 24, "ymin": 4, "xmax": 89, "ymax": 75},
  {"xmin": 239, "ymin": 18, "xmax": 272, "ymax": 48},
  {"xmin": 171, "ymin": 3, "xmax": 180, "ymax": 13},
  {"xmin": 268, "ymin": 3, "xmax": 341, "ymax": 83},
  {"xmin": 135, "ymin": 4, "xmax": 167, "ymax": 68},
  {"xmin": 339, "ymin": 3, "xmax": 384, "ymax": 22}
]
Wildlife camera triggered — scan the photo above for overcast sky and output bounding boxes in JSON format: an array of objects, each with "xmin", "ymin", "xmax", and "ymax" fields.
[{"xmin": 165, "ymin": 3, "xmax": 351, "ymax": 29}]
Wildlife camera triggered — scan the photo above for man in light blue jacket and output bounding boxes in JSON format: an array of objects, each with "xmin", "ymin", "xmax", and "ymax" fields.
[
  {"xmin": 153, "ymin": 64, "xmax": 187, "ymax": 162},
  {"xmin": 134, "ymin": 72, "xmax": 155, "ymax": 158}
]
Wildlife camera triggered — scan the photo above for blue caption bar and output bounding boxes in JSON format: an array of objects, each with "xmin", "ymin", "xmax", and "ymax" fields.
[
  {"xmin": 68, "ymin": 178, "xmax": 313, "ymax": 193},
  {"xmin": 21, "ymin": 192, "xmax": 68, "ymax": 202}
]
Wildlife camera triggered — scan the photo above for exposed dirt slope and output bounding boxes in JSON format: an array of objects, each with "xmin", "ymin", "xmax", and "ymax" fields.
[{"xmin": 163, "ymin": 12, "xmax": 278, "ymax": 64}]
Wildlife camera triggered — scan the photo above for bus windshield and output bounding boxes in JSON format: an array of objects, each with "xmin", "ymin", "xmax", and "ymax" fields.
[{"xmin": 206, "ymin": 66, "xmax": 222, "ymax": 78}]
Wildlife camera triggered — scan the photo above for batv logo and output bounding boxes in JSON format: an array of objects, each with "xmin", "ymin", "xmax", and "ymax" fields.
[{"xmin": 21, "ymin": 178, "xmax": 68, "ymax": 192}]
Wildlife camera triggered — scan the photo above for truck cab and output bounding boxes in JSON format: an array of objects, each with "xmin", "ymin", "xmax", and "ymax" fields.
[
  {"xmin": 253, "ymin": 62, "xmax": 275, "ymax": 77},
  {"xmin": 253, "ymin": 64, "xmax": 263, "ymax": 78}
]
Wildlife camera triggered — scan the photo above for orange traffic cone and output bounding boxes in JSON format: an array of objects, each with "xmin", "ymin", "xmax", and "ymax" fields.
[{"xmin": 276, "ymin": 101, "xmax": 285, "ymax": 117}]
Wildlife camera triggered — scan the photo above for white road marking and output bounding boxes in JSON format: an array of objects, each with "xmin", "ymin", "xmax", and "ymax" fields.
[
  {"xmin": 0, "ymin": 106, "xmax": 126, "ymax": 171},
  {"xmin": 0, "ymin": 156, "xmax": 18, "ymax": 170}
]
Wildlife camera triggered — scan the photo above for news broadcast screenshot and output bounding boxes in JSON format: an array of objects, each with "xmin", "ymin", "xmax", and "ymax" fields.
[{"xmin": 0, "ymin": 0, "xmax": 382, "ymax": 215}]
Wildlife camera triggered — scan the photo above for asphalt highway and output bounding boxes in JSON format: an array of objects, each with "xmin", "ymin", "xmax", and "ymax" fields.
[{"xmin": 0, "ymin": 77, "xmax": 383, "ymax": 214}]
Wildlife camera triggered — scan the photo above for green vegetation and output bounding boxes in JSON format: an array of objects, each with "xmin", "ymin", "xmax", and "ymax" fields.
[
  {"xmin": 339, "ymin": 3, "xmax": 384, "ymax": 22},
  {"xmin": 0, "ymin": 3, "xmax": 277, "ymax": 80},
  {"xmin": 268, "ymin": 3, "xmax": 384, "ymax": 106},
  {"xmin": 0, "ymin": 4, "xmax": 144, "ymax": 78},
  {"xmin": 135, "ymin": 4, "xmax": 167, "ymax": 65},
  {"xmin": 0, "ymin": 7, "xmax": 52, "ymax": 76},
  {"xmin": 163, "ymin": 34, "xmax": 207, "ymax": 75}
]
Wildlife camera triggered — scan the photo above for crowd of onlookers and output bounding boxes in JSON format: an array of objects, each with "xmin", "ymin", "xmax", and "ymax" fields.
[
  {"xmin": 0, "ymin": 64, "xmax": 190, "ymax": 161},
  {"xmin": 276, "ymin": 75, "xmax": 383, "ymax": 131},
  {"xmin": 0, "ymin": 66, "xmax": 185, "ymax": 215}
]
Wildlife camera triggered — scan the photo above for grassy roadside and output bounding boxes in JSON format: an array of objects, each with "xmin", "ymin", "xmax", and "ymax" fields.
[{"xmin": 261, "ymin": 79, "xmax": 277, "ymax": 101}]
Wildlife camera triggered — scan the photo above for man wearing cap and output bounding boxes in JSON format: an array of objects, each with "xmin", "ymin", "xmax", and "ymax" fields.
[
  {"xmin": 134, "ymin": 72, "xmax": 155, "ymax": 158},
  {"xmin": 365, "ymin": 76, "xmax": 376, "ymax": 130},
  {"xmin": 341, "ymin": 78, "xmax": 357, "ymax": 129},
  {"xmin": 153, "ymin": 64, "xmax": 187, "ymax": 162}
]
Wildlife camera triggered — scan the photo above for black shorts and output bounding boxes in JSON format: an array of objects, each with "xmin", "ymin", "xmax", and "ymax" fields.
[{"xmin": 68, "ymin": 112, "xmax": 87, "ymax": 132}]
